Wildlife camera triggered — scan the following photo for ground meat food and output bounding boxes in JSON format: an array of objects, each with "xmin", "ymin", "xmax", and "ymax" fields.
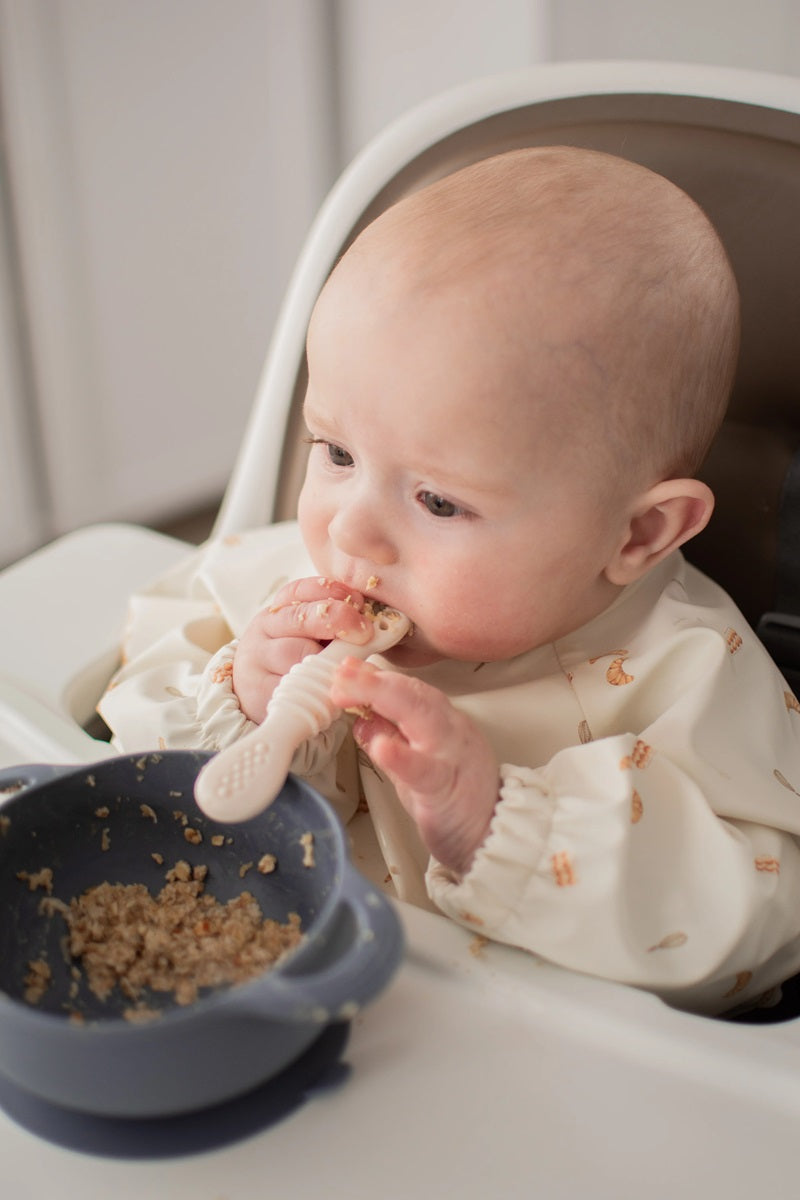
[
  {"xmin": 24, "ymin": 959, "xmax": 52, "ymax": 1004},
  {"xmin": 43, "ymin": 860, "xmax": 302, "ymax": 1009},
  {"xmin": 300, "ymin": 832, "xmax": 316, "ymax": 868},
  {"xmin": 17, "ymin": 867, "xmax": 54, "ymax": 894}
]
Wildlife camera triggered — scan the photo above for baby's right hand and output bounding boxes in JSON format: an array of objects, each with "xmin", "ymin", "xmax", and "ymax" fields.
[{"xmin": 232, "ymin": 577, "xmax": 372, "ymax": 723}]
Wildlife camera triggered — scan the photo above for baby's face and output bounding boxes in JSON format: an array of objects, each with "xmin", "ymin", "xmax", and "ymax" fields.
[{"xmin": 298, "ymin": 253, "xmax": 626, "ymax": 667}]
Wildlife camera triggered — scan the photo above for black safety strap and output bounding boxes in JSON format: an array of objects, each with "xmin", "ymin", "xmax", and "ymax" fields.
[{"xmin": 757, "ymin": 446, "xmax": 800, "ymax": 694}]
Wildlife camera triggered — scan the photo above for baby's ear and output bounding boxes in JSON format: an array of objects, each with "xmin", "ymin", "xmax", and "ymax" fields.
[{"xmin": 604, "ymin": 479, "xmax": 715, "ymax": 586}]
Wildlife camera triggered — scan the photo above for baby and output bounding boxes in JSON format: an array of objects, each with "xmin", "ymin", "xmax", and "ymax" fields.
[{"xmin": 100, "ymin": 146, "xmax": 800, "ymax": 1017}]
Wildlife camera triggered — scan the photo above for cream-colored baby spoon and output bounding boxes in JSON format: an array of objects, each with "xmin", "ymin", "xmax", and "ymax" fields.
[{"xmin": 194, "ymin": 605, "xmax": 411, "ymax": 822}]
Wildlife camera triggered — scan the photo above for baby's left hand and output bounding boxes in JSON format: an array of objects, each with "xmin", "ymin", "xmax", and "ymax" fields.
[{"xmin": 330, "ymin": 659, "xmax": 499, "ymax": 875}]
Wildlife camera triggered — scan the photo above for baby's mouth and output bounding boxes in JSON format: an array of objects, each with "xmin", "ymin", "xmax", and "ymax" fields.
[
  {"xmin": 331, "ymin": 574, "xmax": 416, "ymax": 649},
  {"xmin": 363, "ymin": 598, "xmax": 415, "ymax": 646}
]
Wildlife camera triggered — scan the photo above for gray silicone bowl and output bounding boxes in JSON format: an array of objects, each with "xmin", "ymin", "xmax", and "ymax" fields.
[{"xmin": 0, "ymin": 751, "xmax": 403, "ymax": 1117}]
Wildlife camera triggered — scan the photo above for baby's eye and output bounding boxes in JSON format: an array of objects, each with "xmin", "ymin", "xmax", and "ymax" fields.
[
  {"xmin": 419, "ymin": 491, "xmax": 463, "ymax": 518},
  {"xmin": 306, "ymin": 436, "xmax": 353, "ymax": 467},
  {"xmin": 326, "ymin": 443, "xmax": 354, "ymax": 468}
]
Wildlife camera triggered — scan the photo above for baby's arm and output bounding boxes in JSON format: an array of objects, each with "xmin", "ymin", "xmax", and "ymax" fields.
[{"xmin": 330, "ymin": 657, "xmax": 499, "ymax": 874}]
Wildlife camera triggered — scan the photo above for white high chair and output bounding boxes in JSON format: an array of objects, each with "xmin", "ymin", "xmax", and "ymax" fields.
[{"xmin": 5, "ymin": 62, "xmax": 800, "ymax": 1198}]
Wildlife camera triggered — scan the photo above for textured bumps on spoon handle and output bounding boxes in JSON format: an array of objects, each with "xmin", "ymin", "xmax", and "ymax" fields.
[{"xmin": 194, "ymin": 606, "xmax": 411, "ymax": 822}]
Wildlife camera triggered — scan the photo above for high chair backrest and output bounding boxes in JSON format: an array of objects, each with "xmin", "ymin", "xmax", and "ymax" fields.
[{"xmin": 213, "ymin": 61, "xmax": 800, "ymax": 630}]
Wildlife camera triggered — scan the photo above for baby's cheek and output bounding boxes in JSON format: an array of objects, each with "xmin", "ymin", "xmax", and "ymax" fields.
[
  {"xmin": 423, "ymin": 611, "xmax": 502, "ymax": 662},
  {"xmin": 432, "ymin": 597, "xmax": 542, "ymax": 662}
]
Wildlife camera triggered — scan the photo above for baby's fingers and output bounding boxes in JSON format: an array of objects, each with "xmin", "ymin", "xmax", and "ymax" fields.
[
  {"xmin": 361, "ymin": 724, "xmax": 455, "ymax": 795},
  {"xmin": 332, "ymin": 658, "xmax": 452, "ymax": 751},
  {"xmin": 267, "ymin": 578, "xmax": 371, "ymax": 644},
  {"xmin": 270, "ymin": 576, "xmax": 363, "ymax": 608}
]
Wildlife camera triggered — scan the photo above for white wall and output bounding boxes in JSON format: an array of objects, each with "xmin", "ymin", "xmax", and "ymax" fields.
[
  {"xmin": 0, "ymin": 172, "xmax": 46, "ymax": 562},
  {"xmin": 333, "ymin": 0, "xmax": 550, "ymax": 161},
  {"xmin": 0, "ymin": 0, "xmax": 335, "ymax": 556},
  {"xmin": 550, "ymin": 0, "xmax": 800, "ymax": 74},
  {"xmin": 0, "ymin": 0, "xmax": 798, "ymax": 566}
]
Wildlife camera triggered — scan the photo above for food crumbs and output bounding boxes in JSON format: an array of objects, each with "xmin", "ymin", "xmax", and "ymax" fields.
[
  {"xmin": 17, "ymin": 867, "xmax": 53, "ymax": 894},
  {"xmin": 101, "ymin": 828, "xmax": 111, "ymax": 852},
  {"xmin": 94, "ymin": 806, "xmax": 110, "ymax": 819},
  {"xmin": 24, "ymin": 959, "xmax": 51, "ymax": 1004},
  {"xmin": 140, "ymin": 804, "xmax": 158, "ymax": 823},
  {"xmin": 300, "ymin": 832, "xmax": 316, "ymax": 868},
  {"xmin": 151, "ymin": 852, "xmax": 164, "ymax": 865},
  {"xmin": 257, "ymin": 854, "xmax": 277, "ymax": 874},
  {"xmin": 239, "ymin": 862, "xmax": 253, "ymax": 878},
  {"xmin": 123, "ymin": 1006, "xmax": 162, "ymax": 1024},
  {"xmin": 366, "ymin": 575, "xmax": 380, "ymax": 591},
  {"xmin": 165, "ymin": 860, "xmax": 192, "ymax": 883},
  {"xmin": 36, "ymin": 863, "xmax": 303, "ymax": 1009},
  {"xmin": 211, "ymin": 834, "xmax": 225, "ymax": 847},
  {"xmin": 184, "ymin": 827, "xmax": 202, "ymax": 845}
]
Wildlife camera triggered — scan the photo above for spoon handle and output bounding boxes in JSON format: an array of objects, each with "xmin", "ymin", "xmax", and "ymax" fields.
[{"xmin": 194, "ymin": 606, "xmax": 410, "ymax": 822}]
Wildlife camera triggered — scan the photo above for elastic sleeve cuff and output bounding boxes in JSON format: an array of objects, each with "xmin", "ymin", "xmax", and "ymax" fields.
[
  {"xmin": 426, "ymin": 763, "xmax": 556, "ymax": 929},
  {"xmin": 195, "ymin": 641, "xmax": 257, "ymax": 749}
]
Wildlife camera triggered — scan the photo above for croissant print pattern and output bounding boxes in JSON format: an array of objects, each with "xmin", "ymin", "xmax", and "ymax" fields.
[{"xmin": 588, "ymin": 650, "xmax": 634, "ymax": 686}]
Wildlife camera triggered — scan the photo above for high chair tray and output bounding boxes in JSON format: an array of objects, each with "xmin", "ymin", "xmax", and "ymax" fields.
[{"xmin": 2, "ymin": 900, "xmax": 799, "ymax": 1198}]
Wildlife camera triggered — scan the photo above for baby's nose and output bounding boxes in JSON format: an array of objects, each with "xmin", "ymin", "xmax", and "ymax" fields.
[{"xmin": 329, "ymin": 500, "xmax": 397, "ymax": 566}]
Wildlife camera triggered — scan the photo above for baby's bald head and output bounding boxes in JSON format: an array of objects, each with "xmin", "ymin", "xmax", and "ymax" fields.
[{"xmin": 329, "ymin": 146, "xmax": 740, "ymax": 491}]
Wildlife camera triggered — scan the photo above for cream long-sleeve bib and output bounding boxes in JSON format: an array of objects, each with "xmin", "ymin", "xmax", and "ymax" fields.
[{"xmin": 98, "ymin": 522, "xmax": 800, "ymax": 1015}]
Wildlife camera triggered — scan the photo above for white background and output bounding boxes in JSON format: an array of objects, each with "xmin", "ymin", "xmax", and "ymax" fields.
[{"xmin": 1, "ymin": 0, "xmax": 799, "ymax": 565}]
